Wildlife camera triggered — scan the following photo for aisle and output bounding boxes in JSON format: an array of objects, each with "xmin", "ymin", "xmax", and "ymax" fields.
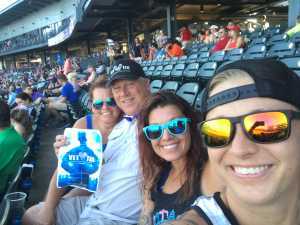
[{"xmin": 26, "ymin": 127, "xmax": 63, "ymax": 207}]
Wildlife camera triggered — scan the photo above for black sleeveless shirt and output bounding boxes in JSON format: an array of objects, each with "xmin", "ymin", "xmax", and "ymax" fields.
[{"xmin": 151, "ymin": 164, "xmax": 201, "ymax": 225}]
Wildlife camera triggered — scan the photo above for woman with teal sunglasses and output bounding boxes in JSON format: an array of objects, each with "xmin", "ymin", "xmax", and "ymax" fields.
[{"xmin": 138, "ymin": 91, "xmax": 223, "ymax": 225}]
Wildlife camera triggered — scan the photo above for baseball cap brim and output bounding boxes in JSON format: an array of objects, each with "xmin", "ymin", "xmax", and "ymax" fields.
[{"xmin": 108, "ymin": 73, "xmax": 140, "ymax": 86}]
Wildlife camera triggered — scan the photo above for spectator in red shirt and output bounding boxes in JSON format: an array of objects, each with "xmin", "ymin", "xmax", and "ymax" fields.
[
  {"xmin": 180, "ymin": 25, "xmax": 192, "ymax": 49},
  {"xmin": 211, "ymin": 27, "xmax": 230, "ymax": 53}
]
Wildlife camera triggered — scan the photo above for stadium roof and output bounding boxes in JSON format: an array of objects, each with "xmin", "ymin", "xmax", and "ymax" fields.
[{"xmin": 0, "ymin": 0, "xmax": 59, "ymax": 26}]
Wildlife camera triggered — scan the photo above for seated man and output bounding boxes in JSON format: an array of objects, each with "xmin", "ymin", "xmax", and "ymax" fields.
[
  {"xmin": 0, "ymin": 100, "xmax": 25, "ymax": 198},
  {"xmin": 46, "ymin": 74, "xmax": 78, "ymax": 125},
  {"xmin": 14, "ymin": 92, "xmax": 36, "ymax": 119}
]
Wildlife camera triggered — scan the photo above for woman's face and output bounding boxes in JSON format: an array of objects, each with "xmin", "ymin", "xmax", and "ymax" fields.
[
  {"xmin": 148, "ymin": 104, "xmax": 191, "ymax": 164},
  {"xmin": 92, "ymin": 87, "xmax": 120, "ymax": 124},
  {"xmin": 206, "ymin": 77, "xmax": 300, "ymax": 206}
]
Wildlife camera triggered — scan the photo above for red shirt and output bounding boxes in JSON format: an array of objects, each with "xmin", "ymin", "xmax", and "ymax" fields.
[
  {"xmin": 181, "ymin": 29, "xmax": 192, "ymax": 41},
  {"xmin": 212, "ymin": 36, "xmax": 230, "ymax": 53}
]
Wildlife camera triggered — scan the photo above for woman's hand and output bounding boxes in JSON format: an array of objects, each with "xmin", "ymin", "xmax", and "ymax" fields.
[{"xmin": 53, "ymin": 135, "xmax": 69, "ymax": 158}]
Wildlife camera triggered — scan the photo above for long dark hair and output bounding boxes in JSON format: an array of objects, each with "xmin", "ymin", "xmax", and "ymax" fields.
[{"xmin": 138, "ymin": 90, "xmax": 208, "ymax": 203}]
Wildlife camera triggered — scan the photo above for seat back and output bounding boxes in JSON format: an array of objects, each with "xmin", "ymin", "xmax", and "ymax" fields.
[
  {"xmin": 194, "ymin": 89, "xmax": 205, "ymax": 112},
  {"xmin": 162, "ymin": 81, "xmax": 180, "ymax": 92},
  {"xmin": 146, "ymin": 65, "xmax": 156, "ymax": 76},
  {"xmin": 176, "ymin": 82, "xmax": 199, "ymax": 105},
  {"xmin": 209, "ymin": 50, "xmax": 226, "ymax": 62},
  {"xmin": 198, "ymin": 52, "xmax": 210, "ymax": 63},
  {"xmin": 150, "ymin": 80, "xmax": 163, "ymax": 93},
  {"xmin": 160, "ymin": 64, "xmax": 174, "ymax": 79},
  {"xmin": 187, "ymin": 53, "xmax": 198, "ymax": 64},
  {"xmin": 267, "ymin": 42, "xmax": 295, "ymax": 58},
  {"xmin": 243, "ymin": 45, "xmax": 267, "ymax": 59},
  {"xmin": 183, "ymin": 63, "xmax": 200, "ymax": 80},
  {"xmin": 225, "ymin": 48, "xmax": 244, "ymax": 61},
  {"xmin": 178, "ymin": 55, "xmax": 187, "ymax": 64},
  {"xmin": 152, "ymin": 65, "xmax": 163, "ymax": 78},
  {"xmin": 197, "ymin": 62, "xmax": 218, "ymax": 80},
  {"xmin": 267, "ymin": 33, "xmax": 287, "ymax": 46},
  {"xmin": 171, "ymin": 63, "xmax": 185, "ymax": 78},
  {"xmin": 249, "ymin": 37, "xmax": 267, "ymax": 47}
]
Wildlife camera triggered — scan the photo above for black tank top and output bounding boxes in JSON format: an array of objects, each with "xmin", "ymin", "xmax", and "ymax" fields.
[{"xmin": 151, "ymin": 164, "xmax": 201, "ymax": 225}]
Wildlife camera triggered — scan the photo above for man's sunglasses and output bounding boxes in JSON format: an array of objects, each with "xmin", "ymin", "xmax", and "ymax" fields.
[
  {"xmin": 199, "ymin": 110, "xmax": 300, "ymax": 148},
  {"xmin": 143, "ymin": 117, "xmax": 191, "ymax": 141},
  {"xmin": 92, "ymin": 98, "xmax": 116, "ymax": 110}
]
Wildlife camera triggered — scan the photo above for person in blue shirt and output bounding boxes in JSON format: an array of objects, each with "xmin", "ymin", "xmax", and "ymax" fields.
[{"xmin": 46, "ymin": 74, "xmax": 78, "ymax": 126}]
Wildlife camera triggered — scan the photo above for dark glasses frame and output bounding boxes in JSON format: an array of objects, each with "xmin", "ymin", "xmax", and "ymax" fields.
[
  {"xmin": 199, "ymin": 110, "xmax": 300, "ymax": 148},
  {"xmin": 92, "ymin": 98, "xmax": 116, "ymax": 110},
  {"xmin": 143, "ymin": 117, "xmax": 191, "ymax": 141}
]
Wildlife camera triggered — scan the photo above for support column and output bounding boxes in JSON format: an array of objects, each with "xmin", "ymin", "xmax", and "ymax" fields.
[
  {"xmin": 288, "ymin": 0, "xmax": 300, "ymax": 27},
  {"xmin": 87, "ymin": 39, "xmax": 91, "ymax": 55},
  {"xmin": 127, "ymin": 17, "xmax": 134, "ymax": 50},
  {"xmin": 166, "ymin": 1, "xmax": 177, "ymax": 39}
]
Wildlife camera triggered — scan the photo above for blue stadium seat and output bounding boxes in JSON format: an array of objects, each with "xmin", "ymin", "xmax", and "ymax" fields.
[
  {"xmin": 249, "ymin": 31, "xmax": 262, "ymax": 40},
  {"xmin": 183, "ymin": 63, "xmax": 200, "ymax": 81},
  {"xmin": 170, "ymin": 57, "xmax": 178, "ymax": 65},
  {"xmin": 171, "ymin": 63, "xmax": 185, "ymax": 80},
  {"xmin": 163, "ymin": 58, "xmax": 171, "ymax": 65},
  {"xmin": 152, "ymin": 65, "xmax": 163, "ymax": 79},
  {"xmin": 199, "ymin": 46, "xmax": 210, "ymax": 53},
  {"xmin": 150, "ymin": 80, "xmax": 163, "ymax": 93},
  {"xmin": 249, "ymin": 37, "xmax": 267, "ymax": 47},
  {"xmin": 281, "ymin": 57, "xmax": 300, "ymax": 77},
  {"xmin": 267, "ymin": 42, "xmax": 296, "ymax": 58},
  {"xmin": 146, "ymin": 65, "xmax": 156, "ymax": 76},
  {"xmin": 143, "ymin": 66, "xmax": 148, "ymax": 72},
  {"xmin": 178, "ymin": 55, "xmax": 188, "ymax": 64},
  {"xmin": 162, "ymin": 81, "xmax": 180, "ymax": 92},
  {"xmin": 160, "ymin": 64, "xmax": 173, "ymax": 80},
  {"xmin": 225, "ymin": 48, "xmax": 244, "ymax": 61},
  {"xmin": 187, "ymin": 53, "xmax": 198, "ymax": 64},
  {"xmin": 197, "ymin": 62, "xmax": 218, "ymax": 81},
  {"xmin": 209, "ymin": 50, "xmax": 226, "ymax": 62},
  {"xmin": 176, "ymin": 83, "xmax": 199, "ymax": 106},
  {"xmin": 267, "ymin": 33, "xmax": 287, "ymax": 46},
  {"xmin": 151, "ymin": 59, "xmax": 159, "ymax": 66},
  {"xmin": 243, "ymin": 45, "xmax": 267, "ymax": 59},
  {"xmin": 198, "ymin": 52, "xmax": 210, "ymax": 63}
]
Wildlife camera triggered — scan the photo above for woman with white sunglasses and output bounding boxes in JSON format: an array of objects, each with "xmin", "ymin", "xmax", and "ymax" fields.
[
  {"xmin": 163, "ymin": 59, "xmax": 300, "ymax": 225},
  {"xmin": 138, "ymin": 91, "xmax": 223, "ymax": 225}
]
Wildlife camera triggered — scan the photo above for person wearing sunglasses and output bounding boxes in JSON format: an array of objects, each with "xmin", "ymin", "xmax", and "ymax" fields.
[
  {"xmin": 162, "ymin": 59, "xmax": 300, "ymax": 225},
  {"xmin": 138, "ymin": 91, "xmax": 222, "ymax": 225}
]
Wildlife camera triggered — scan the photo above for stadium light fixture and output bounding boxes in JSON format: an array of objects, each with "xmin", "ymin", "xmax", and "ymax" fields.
[{"xmin": 200, "ymin": 4, "xmax": 204, "ymax": 14}]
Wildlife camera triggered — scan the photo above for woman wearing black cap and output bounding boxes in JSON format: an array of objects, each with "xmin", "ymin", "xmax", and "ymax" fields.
[{"xmin": 163, "ymin": 59, "xmax": 300, "ymax": 225}]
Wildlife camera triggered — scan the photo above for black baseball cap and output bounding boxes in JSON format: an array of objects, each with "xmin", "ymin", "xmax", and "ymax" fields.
[
  {"xmin": 201, "ymin": 59, "xmax": 300, "ymax": 115},
  {"xmin": 108, "ymin": 59, "xmax": 146, "ymax": 86}
]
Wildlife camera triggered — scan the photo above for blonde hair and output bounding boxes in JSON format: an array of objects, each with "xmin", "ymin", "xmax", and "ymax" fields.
[
  {"xmin": 67, "ymin": 72, "xmax": 78, "ymax": 83},
  {"xmin": 208, "ymin": 69, "xmax": 254, "ymax": 97}
]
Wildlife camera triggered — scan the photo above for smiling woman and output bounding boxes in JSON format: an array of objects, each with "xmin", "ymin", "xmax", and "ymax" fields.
[
  {"xmin": 138, "ymin": 91, "xmax": 222, "ymax": 225},
  {"xmin": 168, "ymin": 59, "xmax": 300, "ymax": 225}
]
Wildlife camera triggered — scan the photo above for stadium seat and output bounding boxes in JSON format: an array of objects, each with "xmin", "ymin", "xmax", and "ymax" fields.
[
  {"xmin": 152, "ymin": 65, "xmax": 164, "ymax": 79},
  {"xmin": 198, "ymin": 52, "xmax": 210, "ymax": 63},
  {"xmin": 163, "ymin": 58, "xmax": 171, "ymax": 65},
  {"xmin": 176, "ymin": 82, "xmax": 199, "ymax": 106},
  {"xmin": 187, "ymin": 53, "xmax": 198, "ymax": 64},
  {"xmin": 162, "ymin": 81, "xmax": 180, "ymax": 92},
  {"xmin": 143, "ymin": 66, "xmax": 148, "ymax": 72},
  {"xmin": 209, "ymin": 50, "xmax": 226, "ymax": 62},
  {"xmin": 249, "ymin": 37, "xmax": 267, "ymax": 47},
  {"xmin": 267, "ymin": 42, "xmax": 295, "ymax": 58},
  {"xmin": 280, "ymin": 57, "xmax": 300, "ymax": 77},
  {"xmin": 197, "ymin": 62, "xmax": 218, "ymax": 81},
  {"xmin": 199, "ymin": 46, "xmax": 210, "ymax": 53},
  {"xmin": 225, "ymin": 48, "xmax": 244, "ymax": 61},
  {"xmin": 150, "ymin": 80, "xmax": 163, "ymax": 93},
  {"xmin": 178, "ymin": 55, "xmax": 188, "ymax": 64},
  {"xmin": 146, "ymin": 60, "xmax": 152, "ymax": 66},
  {"xmin": 170, "ymin": 63, "xmax": 185, "ymax": 80},
  {"xmin": 183, "ymin": 63, "xmax": 200, "ymax": 81},
  {"xmin": 267, "ymin": 33, "xmax": 287, "ymax": 46},
  {"xmin": 243, "ymin": 45, "xmax": 267, "ymax": 59},
  {"xmin": 194, "ymin": 89, "xmax": 205, "ymax": 112},
  {"xmin": 160, "ymin": 64, "xmax": 173, "ymax": 80},
  {"xmin": 151, "ymin": 59, "xmax": 159, "ymax": 66},
  {"xmin": 249, "ymin": 31, "xmax": 262, "ymax": 40},
  {"xmin": 146, "ymin": 65, "xmax": 156, "ymax": 76},
  {"xmin": 170, "ymin": 57, "xmax": 178, "ymax": 65}
]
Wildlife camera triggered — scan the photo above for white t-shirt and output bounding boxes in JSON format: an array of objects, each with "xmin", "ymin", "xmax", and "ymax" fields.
[{"xmin": 80, "ymin": 118, "xmax": 142, "ymax": 223}]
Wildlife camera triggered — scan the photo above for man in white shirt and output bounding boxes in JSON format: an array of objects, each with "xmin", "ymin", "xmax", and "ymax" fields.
[{"xmin": 22, "ymin": 59, "xmax": 151, "ymax": 225}]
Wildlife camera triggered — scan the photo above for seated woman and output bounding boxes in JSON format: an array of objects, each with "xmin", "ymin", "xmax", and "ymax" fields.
[
  {"xmin": 22, "ymin": 76, "xmax": 122, "ymax": 225},
  {"xmin": 167, "ymin": 59, "xmax": 300, "ymax": 225},
  {"xmin": 224, "ymin": 25, "xmax": 244, "ymax": 51},
  {"xmin": 10, "ymin": 109, "xmax": 33, "ymax": 141},
  {"xmin": 138, "ymin": 91, "xmax": 223, "ymax": 225}
]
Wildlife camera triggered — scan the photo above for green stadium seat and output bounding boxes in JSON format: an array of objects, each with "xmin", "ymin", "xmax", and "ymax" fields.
[{"xmin": 162, "ymin": 81, "xmax": 180, "ymax": 92}]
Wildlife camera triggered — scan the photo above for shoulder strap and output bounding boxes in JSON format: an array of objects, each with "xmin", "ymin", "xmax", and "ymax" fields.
[{"xmin": 86, "ymin": 114, "xmax": 93, "ymax": 129}]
